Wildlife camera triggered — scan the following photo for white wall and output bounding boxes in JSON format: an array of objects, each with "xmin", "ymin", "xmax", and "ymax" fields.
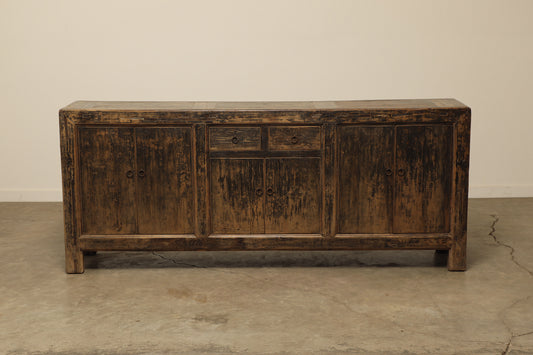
[{"xmin": 1, "ymin": 0, "xmax": 532, "ymax": 201}]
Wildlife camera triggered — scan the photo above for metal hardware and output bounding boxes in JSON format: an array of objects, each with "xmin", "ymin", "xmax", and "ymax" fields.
[
  {"xmin": 232, "ymin": 137, "xmax": 239, "ymax": 144},
  {"xmin": 138, "ymin": 170, "xmax": 145, "ymax": 178},
  {"xmin": 266, "ymin": 187, "xmax": 274, "ymax": 196},
  {"xmin": 126, "ymin": 170, "xmax": 134, "ymax": 178}
]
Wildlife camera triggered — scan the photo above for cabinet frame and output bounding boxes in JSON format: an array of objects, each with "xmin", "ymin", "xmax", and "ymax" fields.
[{"xmin": 59, "ymin": 100, "xmax": 470, "ymax": 273}]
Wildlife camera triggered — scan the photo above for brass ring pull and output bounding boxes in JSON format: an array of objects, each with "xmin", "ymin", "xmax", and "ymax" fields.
[
  {"xmin": 266, "ymin": 187, "xmax": 274, "ymax": 196},
  {"xmin": 385, "ymin": 168, "xmax": 392, "ymax": 176},
  {"xmin": 291, "ymin": 136, "xmax": 298, "ymax": 144},
  {"xmin": 126, "ymin": 170, "xmax": 134, "ymax": 178},
  {"xmin": 398, "ymin": 168, "xmax": 405, "ymax": 177},
  {"xmin": 232, "ymin": 137, "xmax": 239, "ymax": 144},
  {"xmin": 256, "ymin": 188, "xmax": 263, "ymax": 197},
  {"xmin": 138, "ymin": 170, "xmax": 145, "ymax": 178}
]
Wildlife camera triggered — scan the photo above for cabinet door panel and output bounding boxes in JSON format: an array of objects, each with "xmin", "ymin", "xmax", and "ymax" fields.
[
  {"xmin": 394, "ymin": 125, "xmax": 453, "ymax": 233},
  {"xmin": 136, "ymin": 127, "xmax": 194, "ymax": 234},
  {"xmin": 338, "ymin": 126, "xmax": 394, "ymax": 233},
  {"xmin": 78, "ymin": 127, "xmax": 136, "ymax": 234},
  {"xmin": 210, "ymin": 159, "xmax": 264, "ymax": 234},
  {"xmin": 265, "ymin": 158, "xmax": 321, "ymax": 234}
]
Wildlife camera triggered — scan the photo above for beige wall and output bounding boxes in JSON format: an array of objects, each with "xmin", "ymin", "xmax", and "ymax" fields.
[{"xmin": 1, "ymin": 0, "xmax": 532, "ymax": 201}]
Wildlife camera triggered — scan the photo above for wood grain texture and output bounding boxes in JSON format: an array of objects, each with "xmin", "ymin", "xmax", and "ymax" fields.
[
  {"xmin": 209, "ymin": 127, "xmax": 261, "ymax": 151},
  {"xmin": 60, "ymin": 99, "xmax": 471, "ymax": 272},
  {"xmin": 59, "ymin": 112, "xmax": 84, "ymax": 273},
  {"xmin": 264, "ymin": 158, "xmax": 321, "ymax": 234},
  {"xmin": 323, "ymin": 124, "xmax": 336, "ymax": 237},
  {"xmin": 78, "ymin": 127, "xmax": 137, "ymax": 235},
  {"xmin": 393, "ymin": 125, "xmax": 453, "ymax": 233},
  {"xmin": 210, "ymin": 158, "xmax": 265, "ymax": 234},
  {"xmin": 267, "ymin": 126, "xmax": 321, "ymax": 151},
  {"xmin": 79, "ymin": 233, "xmax": 451, "ymax": 251},
  {"xmin": 448, "ymin": 111, "xmax": 471, "ymax": 270},
  {"xmin": 135, "ymin": 127, "xmax": 194, "ymax": 234},
  {"xmin": 194, "ymin": 124, "xmax": 209, "ymax": 237},
  {"xmin": 338, "ymin": 126, "xmax": 394, "ymax": 233}
]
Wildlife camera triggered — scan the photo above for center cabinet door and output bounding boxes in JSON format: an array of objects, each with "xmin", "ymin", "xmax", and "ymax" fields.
[
  {"xmin": 210, "ymin": 159, "xmax": 265, "ymax": 234},
  {"xmin": 209, "ymin": 158, "xmax": 321, "ymax": 234},
  {"xmin": 264, "ymin": 158, "xmax": 321, "ymax": 234},
  {"xmin": 135, "ymin": 127, "xmax": 194, "ymax": 234}
]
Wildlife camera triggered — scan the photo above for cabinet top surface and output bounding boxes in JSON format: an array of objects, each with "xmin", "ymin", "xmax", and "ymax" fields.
[{"xmin": 61, "ymin": 99, "xmax": 468, "ymax": 112}]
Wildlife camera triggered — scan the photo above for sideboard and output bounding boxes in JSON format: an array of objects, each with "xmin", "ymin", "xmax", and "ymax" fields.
[{"xmin": 59, "ymin": 99, "xmax": 471, "ymax": 273}]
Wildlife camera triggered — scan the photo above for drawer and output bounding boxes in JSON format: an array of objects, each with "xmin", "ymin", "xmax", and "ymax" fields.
[
  {"xmin": 209, "ymin": 127, "xmax": 261, "ymax": 151},
  {"xmin": 268, "ymin": 126, "xmax": 321, "ymax": 151}
]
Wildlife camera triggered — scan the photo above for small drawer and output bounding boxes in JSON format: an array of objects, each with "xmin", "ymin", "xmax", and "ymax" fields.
[
  {"xmin": 209, "ymin": 127, "xmax": 261, "ymax": 151},
  {"xmin": 268, "ymin": 126, "xmax": 321, "ymax": 151}
]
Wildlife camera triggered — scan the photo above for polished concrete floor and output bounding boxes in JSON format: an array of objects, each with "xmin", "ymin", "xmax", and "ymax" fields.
[{"xmin": 0, "ymin": 199, "xmax": 532, "ymax": 354}]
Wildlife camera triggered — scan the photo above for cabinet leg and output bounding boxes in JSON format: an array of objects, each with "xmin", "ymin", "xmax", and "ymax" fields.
[
  {"xmin": 65, "ymin": 246, "xmax": 84, "ymax": 274},
  {"xmin": 447, "ymin": 240, "xmax": 466, "ymax": 271}
]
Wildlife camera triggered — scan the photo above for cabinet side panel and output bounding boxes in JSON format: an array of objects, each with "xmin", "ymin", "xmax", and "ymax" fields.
[
  {"xmin": 448, "ymin": 112, "xmax": 471, "ymax": 270},
  {"xmin": 136, "ymin": 127, "xmax": 194, "ymax": 234},
  {"xmin": 265, "ymin": 158, "xmax": 321, "ymax": 234},
  {"xmin": 210, "ymin": 159, "xmax": 265, "ymax": 234},
  {"xmin": 394, "ymin": 125, "xmax": 453, "ymax": 233},
  {"xmin": 338, "ymin": 126, "xmax": 394, "ymax": 233},
  {"xmin": 60, "ymin": 114, "xmax": 84, "ymax": 273},
  {"xmin": 78, "ymin": 127, "xmax": 137, "ymax": 234}
]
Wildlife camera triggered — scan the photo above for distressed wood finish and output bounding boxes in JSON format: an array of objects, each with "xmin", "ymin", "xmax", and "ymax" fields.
[
  {"xmin": 210, "ymin": 158, "xmax": 265, "ymax": 234},
  {"xmin": 338, "ymin": 126, "xmax": 394, "ymax": 234},
  {"xmin": 209, "ymin": 127, "xmax": 261, "ymax": 151},
  {"xmin": 135, "ymin": 127, "xmax": 194, "ymax": 234},
  {"xmin": 264, "ymin": 158, "xmax": 321, "ymax": 234},
  {"xmin": 394, "ymin": 125, "xmax": 453, "ymax": 233},
  {"xmin": 78, "ymin": 127, "xmax": 137, "ymax": 235},
  {"xmin": 59, "ymin": 99, "xmax": 471, "ymax": 273},
  {"xmin": 267, "ymin": 126, "xmax": 321, "ymax": 151}
]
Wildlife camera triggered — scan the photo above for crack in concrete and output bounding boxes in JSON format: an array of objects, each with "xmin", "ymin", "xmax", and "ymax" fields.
[
  {"xmin": 502, "ymin": 330, "xmax": 533, "ymax": 355},
  {"xmin": 489, "ymin": 215, "xmax": 533, "ymax": 277},
  {"xmin": 500, "ymin": 295, "xmax": 533, "ymax": 355}
]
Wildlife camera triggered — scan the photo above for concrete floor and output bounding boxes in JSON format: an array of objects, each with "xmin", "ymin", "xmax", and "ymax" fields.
[{"xmin": 0, "ymin": 199, "xmax": 532, "ymax": 354}]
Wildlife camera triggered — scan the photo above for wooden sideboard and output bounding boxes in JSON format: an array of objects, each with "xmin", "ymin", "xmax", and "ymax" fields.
[{"xmin": 59, "ymin": 99, "xmax": 471, "ymax": 273}]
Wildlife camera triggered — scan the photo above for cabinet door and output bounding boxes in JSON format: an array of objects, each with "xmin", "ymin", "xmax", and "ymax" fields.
[
  {"xmin": 210, "ymin": 159, "xmax": 265, "ymax": 234},
  {"xmin": 338, "ymin": 126, "xmax": 394, "ymax": 233},
  {"xmin": 135, "ymin": 127, "xmax": 194, "ymax": 234},
  {"xmin": 265, "ymin": 158, "xmax": 321, "ymax": 234},
  {"xmin": 78, "ymin": 127, "xmax": 136, "ymax": 234},
  {"xmin": 394, "ymin": 125, "xmax": 453, "ymax": 233}
]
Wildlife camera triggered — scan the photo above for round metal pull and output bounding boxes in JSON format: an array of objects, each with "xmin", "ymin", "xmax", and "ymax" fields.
[
  {"xmin": 385, "ymin": 168, "xmax": 392, "ymax": 176},
  {"xmin": 266, "ymin": 187, "xmax": 274, "ymax": 196},
  {"xmin": 256, "ymin": 188, "xmax": 263, "ymax": 197},
  {"xmin": 291, "ymin": 136, "xmax": 299, "ymax": 144},
  {"xmin": 232, "ymin": 136, "xmax": 239, "ymax": 144},
  {"xmin": 397, "ymin": 168, "xmax": 405, "ymax": 177},
  {"xmin": 126, "ymin": 170, "xmax": 134, "ymax": 178},
  {"xmin": 138, "ymin": 170, "xmax": 145, "ymax": 178}
]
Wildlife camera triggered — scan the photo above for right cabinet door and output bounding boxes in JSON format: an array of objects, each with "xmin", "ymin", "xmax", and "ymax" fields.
[
  {"xmin": 393, "ymin": 125, "xmax": 453, "ymax": 233},
  {"xmin": 338, "ymin": 124, "xmax": 453, "ymax": 235}
]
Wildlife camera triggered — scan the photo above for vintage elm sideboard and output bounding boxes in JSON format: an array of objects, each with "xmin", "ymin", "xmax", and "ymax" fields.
[{"xmin": 59, "ymin": 99, "xmax": 471, "ymax": 273}]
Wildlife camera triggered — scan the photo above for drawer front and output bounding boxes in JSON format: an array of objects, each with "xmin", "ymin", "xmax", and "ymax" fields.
[
  {"xmin": 268, "ymin": 126, "xmax": 321, "ymax": 151},
  {"xmin": 209, "ymin": 127, "xmax": 261, "ymax": 151}
]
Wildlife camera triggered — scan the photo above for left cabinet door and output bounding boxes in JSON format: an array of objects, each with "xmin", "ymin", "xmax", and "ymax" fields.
[
  {"xmin": 135, "ymin": 127, "xmax": 194, "ymax": 234},
  {"xmin": 78, "ymin": 127, "xmax": 137, "ymax": 234}
]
